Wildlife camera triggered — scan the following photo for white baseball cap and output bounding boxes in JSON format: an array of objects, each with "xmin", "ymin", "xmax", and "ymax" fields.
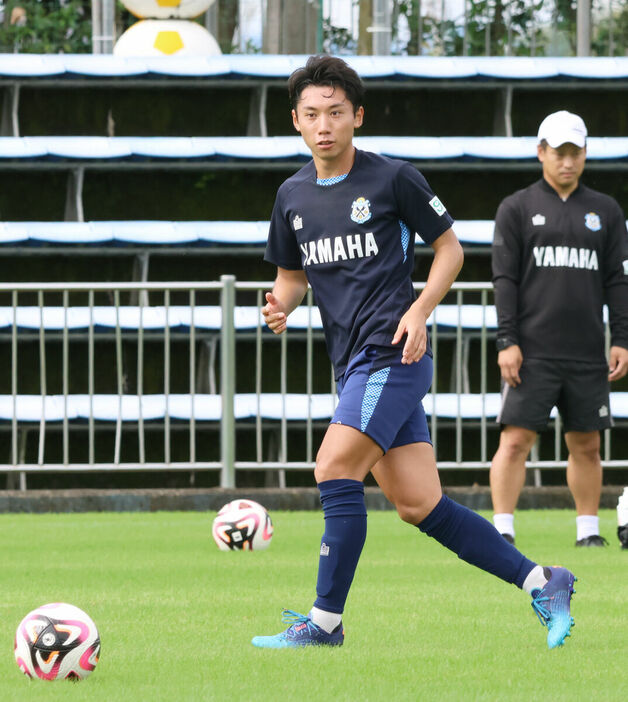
[{"xmin": 537, "ymin": 110, "xmax": 587, "ymax": 148}]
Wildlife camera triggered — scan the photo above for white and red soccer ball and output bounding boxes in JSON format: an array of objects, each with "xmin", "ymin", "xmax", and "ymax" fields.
[
  {"xmin": 14, "ymin": 603, "xmax": 100, "ymax": 681},
  {"xmin": 212, "ymin": 499, "xmax": 273, "ymax": 551}
]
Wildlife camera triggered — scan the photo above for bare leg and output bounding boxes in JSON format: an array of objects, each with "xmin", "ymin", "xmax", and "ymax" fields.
[
  {"xmin": 373, "ymin": 440, "xmax": 539, "ymax": 591},
  {"xmin": 564, "ymin": 431, "xmax": 602, "ymax": 516},
  {"xmin": 490, "ymin": 425, "xmax": 537, "ymax": 514},
  {"xmin": 371, "ymin": 441, "xmax": 442, "ymax": 524},
  {"xmin": 314, "ymin": 423, "xmax": 383, "ymax": 483}
]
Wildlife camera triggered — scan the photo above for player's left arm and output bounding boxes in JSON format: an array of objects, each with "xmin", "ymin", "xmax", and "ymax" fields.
[
  {"xmin": 603, "ymin": 201, "xmax": 628, "ymax": 381},
  {"xmin": 392, "ymin": 228, "xmax": 464, "ymax": 364}
]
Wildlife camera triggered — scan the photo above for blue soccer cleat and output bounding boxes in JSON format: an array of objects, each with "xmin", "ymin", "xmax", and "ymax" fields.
[
  {"xmin": 531, "ymin": 566, "xmax": 577, "ymax": 649},
  {"xmin": 251, "ymin": 609, "xmax": 344, "ymax": 648}
]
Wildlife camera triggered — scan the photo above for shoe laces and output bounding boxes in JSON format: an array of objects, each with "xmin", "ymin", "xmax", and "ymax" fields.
[
  {"xmin": 531, "ymin": 591, "xmax": 551, "ymax": 627},
  {"xmin": 281, "ymin": 609, "xmax": 321, "ymax": 637}
]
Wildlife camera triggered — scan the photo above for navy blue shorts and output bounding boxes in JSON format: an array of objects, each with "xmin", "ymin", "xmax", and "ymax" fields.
[{"xmin": 331, "ymin": 345, "xmax": 433, "ymax": 453}]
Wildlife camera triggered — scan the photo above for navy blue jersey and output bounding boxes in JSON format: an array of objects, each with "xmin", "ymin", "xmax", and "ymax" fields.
[{"xmin": 264, "ymin": 149, "xmax": 454, "ymax": 378}]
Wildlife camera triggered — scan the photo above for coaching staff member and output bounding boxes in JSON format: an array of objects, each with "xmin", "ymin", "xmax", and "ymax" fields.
[{"xmin": 490, "ymin": 110, "xmax": 628, "ymax": 547}]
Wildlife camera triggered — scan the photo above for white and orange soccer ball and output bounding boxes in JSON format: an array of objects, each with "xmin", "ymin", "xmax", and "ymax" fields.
[
  {"xmin": 212, "ymin": 499, "xmax": 274, "ymax": 551},
  {"xmin": 14, "ymin": 603, "xmax": 100, "ymax": 681}
]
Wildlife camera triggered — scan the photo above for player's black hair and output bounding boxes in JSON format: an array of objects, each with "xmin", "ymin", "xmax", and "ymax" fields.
[{"xmin": 288, "ymin": 55, "xmax": 365, "ymax": 114}]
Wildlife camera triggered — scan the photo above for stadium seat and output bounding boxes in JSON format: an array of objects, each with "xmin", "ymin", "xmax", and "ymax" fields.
[
  {"xmin": 1, "ymin": 392, "xmax": 626, "ymax": 423},
  {"xmin": 0, "ymin": 220, "xmax": 494, "ymax": 248},
  {"xmin": 1, "ymin": 135, "xmax": 627, "ymax": 163},
  {"xmin": 2, "ymin": 54, "xmax": 626, "ymax": 483},
  {"xmin": 2, "ymin": 54, "xmax": 627, "ymax": 81},
  {"xmin": 0, "ymin": 303, "xmax": 496, "ymax": 331}
]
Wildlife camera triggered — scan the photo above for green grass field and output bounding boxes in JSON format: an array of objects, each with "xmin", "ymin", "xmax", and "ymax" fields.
[{"xmin": 0, "ymin": 508, "xmax": 625, "ymax": 702}]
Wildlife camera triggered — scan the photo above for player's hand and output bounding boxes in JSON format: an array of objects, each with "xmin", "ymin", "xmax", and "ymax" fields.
[
  {"xmin": 608, "ymin": 345, "xmax": 628, "ymax": 381},
  {"xmin": 498, "ymin": 345, "xmax": 523, "ymax": 387},
  {"xmin": 391, "ymin": 309, "xmax": 428, "ymax": 365},
  {"xmin": 262, "ymin": 292, "xmax": 287, "ymax": 334}
]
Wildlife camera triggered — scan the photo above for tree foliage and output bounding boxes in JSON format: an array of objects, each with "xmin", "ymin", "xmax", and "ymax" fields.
[
  {"xmin": 0, "ymin": 0, "xmax": 625, "ymax": 58},
  {"xmin": 0, "ymin": 0, "xmax": 91, "ymax": 53},
  {"xmin": 592, "ymin": 0, "xmax": 628, "ymax": 56},
  {"xmin": 391, "ymin": 0, "xmax": 626, "ymax": 57}
]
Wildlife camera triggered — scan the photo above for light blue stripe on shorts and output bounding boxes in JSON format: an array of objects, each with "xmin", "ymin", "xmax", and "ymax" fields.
[{"xmin": 332, "ymin": 345, "xmax": 432, "ymax": 452}]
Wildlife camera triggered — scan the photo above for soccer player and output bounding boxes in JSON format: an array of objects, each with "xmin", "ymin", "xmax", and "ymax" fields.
[
  {"xmin": 491, "ymin": 110, "xmax": 628, "ymax": 547},
  {"xmin": 253, "ymin": 55, "xmax": 576, "ymax": 650}
]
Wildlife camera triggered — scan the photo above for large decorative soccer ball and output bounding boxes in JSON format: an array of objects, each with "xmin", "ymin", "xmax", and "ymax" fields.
[
  {"xmin": 14, "ymin": 603, "xmax": 100, "ymax": 681},
  {"xmin": 212, "ymin": 499, "xmax": 273, "ymax": 551},
  {"xmin": 114, "ymin": 20, "xmax": 221, "ymax": 57},
  {"xmin": 121, "ymin": 0, "xmax": 216, "ymax": 20}
]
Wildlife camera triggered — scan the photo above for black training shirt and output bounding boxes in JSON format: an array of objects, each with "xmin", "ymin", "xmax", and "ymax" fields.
[
  {"xmin": 265, "ymin": 149, "xmax": 454, "ymax": 378},
  {"xmin": 492, "ymin": 178, "xmax": 628, "ymax": 363}
]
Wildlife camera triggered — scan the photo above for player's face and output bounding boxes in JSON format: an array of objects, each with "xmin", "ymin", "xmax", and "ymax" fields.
[
  {"xmin": 537, "ymin": 142, "xmax": 586, "ymax": 195},
  {"xmin": 292, "ymin": 85, "xmax": 364, "ymax": 173}
]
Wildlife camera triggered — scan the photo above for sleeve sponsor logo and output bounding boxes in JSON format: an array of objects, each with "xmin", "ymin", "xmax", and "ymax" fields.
[{"xmin": 429, "ymin": 196, "xmax": 446, "ymax": 216}]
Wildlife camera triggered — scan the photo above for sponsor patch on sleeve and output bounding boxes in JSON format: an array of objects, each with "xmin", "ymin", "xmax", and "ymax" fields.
[{"xmin": 429, "ymin": 195, "xmax": 446, "ymax": 216}]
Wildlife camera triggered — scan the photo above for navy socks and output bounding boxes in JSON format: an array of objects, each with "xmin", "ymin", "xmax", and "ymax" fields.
[
  {"xmin": 417, "ymin": 495, "xmax": 536, "ymax": 588},
  {"xmin": 312, "ymin": 487, "xmax": 535, "ymax": 618},
  {"xmin": 313, "ymin": 479, "xmax": 367, "ymax": 614}
]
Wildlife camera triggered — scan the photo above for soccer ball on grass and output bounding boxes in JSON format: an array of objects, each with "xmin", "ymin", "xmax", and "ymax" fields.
[
  {"xmin": 212, "ymin": 499, "xmax": 273, "ymax": 551},
  {"xmin": 14, "ymin": 603, "xmax": 100, "ymax": 681}
]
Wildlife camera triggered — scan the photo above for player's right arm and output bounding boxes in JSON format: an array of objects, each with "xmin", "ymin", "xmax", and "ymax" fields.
[
  {"xmin": 492, "ymin": 197, "xmax": 523, "ymax": 387},
  {"xmin": 263, "ymin": 182, "xmax": 308, "ymax": 334},
  {"xmin": 498, "ymin": 345, "xmax": 523, "ymax": 387},
  {"xmin": 262, "ymin": 267, "xmax": 309, "ymax": 335}
]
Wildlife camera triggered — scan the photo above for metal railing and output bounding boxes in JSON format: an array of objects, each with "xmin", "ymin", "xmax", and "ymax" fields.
[
  {"xmin": 0, "ymin": 280, "xmax": 227, "ymax": 487},
  {"xmin": 0, "ymin": 277, "xmax": 624, "ymax": 489}
]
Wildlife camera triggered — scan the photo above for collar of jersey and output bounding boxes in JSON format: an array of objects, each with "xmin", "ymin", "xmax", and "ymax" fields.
[
  {"xmin": 316, "ymin": 173, "xmax": 349, "ymax": 187},
  {"xmin": 540, "ymin": 176, "xmax": 582, "ymax": 200}
]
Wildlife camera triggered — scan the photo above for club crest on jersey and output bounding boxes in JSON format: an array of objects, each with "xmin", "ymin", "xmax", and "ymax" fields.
[
  {"xmin": 584, "ymin": 212, "xmax": 601, "ymax": 231},
  {"xmin": 350, "ymin": 197, "xmax": 371, "ymax": 224}
]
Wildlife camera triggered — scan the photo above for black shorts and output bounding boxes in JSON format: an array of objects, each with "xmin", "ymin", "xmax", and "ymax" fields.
[{"xmin": 497, "ymin": 358, "xmax": 612, "ymax": 433}]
